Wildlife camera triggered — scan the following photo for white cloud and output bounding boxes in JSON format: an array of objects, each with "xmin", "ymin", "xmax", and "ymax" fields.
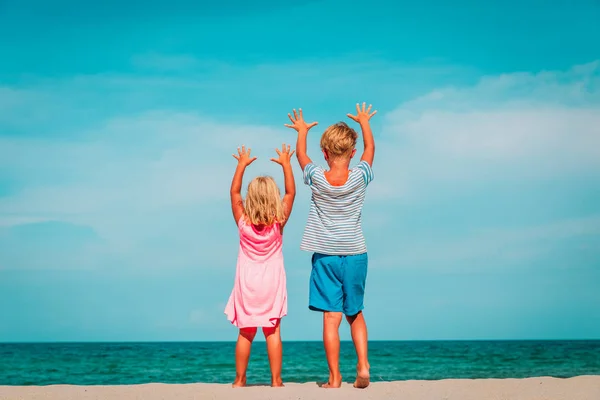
[
  {"xmin": 397, "ymin": 60, "xmax": 600, "ymax": 111},
  {"xmin": 393, "ymin": 108, "xmax": 599, "ymax": 163},
  {"xmin": 1, "ymin": 59, "xmax": 599, "ymax": 272},
  {"xmin": 0, "ymin": 108, "xmax": 303, "ymax": 270},
  {"xmin": 0, "ymin": 111, "xmax": 286, "ymax": 218},
  {"xmin": 376, "ymin": 61, "xmax": 600, "ymax": 200}
]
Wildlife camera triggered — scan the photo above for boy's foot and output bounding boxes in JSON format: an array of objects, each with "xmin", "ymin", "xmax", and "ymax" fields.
[
  {"xmin": 232, "ymin": 377, "xmax": 246, "ymax": 388},
  {"xmin": 271, "ymin": 378, "xmax": 284, "ymax": 387},
  {"xmin": 353, "ymin": 364, "xmax": 370, "ymax": 389},
  {"xmin": 321, "ymin": 374, "xmax": 342, "ymax": 388}
]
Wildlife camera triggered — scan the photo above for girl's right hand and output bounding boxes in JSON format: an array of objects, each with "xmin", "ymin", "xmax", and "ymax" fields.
[
  {"xmin": 270, "ymin": 143, "xmax": 295, "ymax": 166},
  {"xmin": 232, "ymin": 145, "xmax": 257, "ymax": 167}
]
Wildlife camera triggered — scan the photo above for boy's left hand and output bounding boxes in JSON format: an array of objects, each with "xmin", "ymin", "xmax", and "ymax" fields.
[
  {"xmin": 270, "ymin": 143, "xmax": 295, "ymax": 166},
  {"xmin": 233, "ymin": 145, "xmax": 257, "ymax": 167}
]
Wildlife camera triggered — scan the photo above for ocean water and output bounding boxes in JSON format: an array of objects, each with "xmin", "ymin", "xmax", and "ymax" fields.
[{"xmin": 0, "ymin": 341, "xmax": 599, "ymax": 386}]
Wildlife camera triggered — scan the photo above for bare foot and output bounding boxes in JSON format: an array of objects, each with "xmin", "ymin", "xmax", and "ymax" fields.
[
  {"xmin": 353, "ymin": 364, "xmax": 370, "ymax": 389},
  {"xmin": 271, "ymin": 378, "xmax": 284, "ymax": 387},
  {"xmin": 232, "ymin": 377, "xmax": 246, "ymax": 388},
  {"xmin": 321, "ymin": 374, "xmax": 342, "ymax": 388}
]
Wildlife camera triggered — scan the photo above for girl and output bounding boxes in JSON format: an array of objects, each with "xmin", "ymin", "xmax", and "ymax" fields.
[{"xmin": 224, "ymin": 143, "xmax": 296, "ymax": 388}]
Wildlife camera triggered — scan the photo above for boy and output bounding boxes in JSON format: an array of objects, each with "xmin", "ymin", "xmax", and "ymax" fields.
[{"xmin": 284, "ymin": 103, "xmax": 377, "ymax": 389}]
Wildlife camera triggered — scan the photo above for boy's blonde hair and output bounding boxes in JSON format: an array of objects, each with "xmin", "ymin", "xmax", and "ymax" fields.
[
  {"xmin": 320, "ymin": 122, "xmax": 358, "ymax": 159},
  {"xmin": 244, "ymin": 176, "xmax": 285, "ymax": 226}
]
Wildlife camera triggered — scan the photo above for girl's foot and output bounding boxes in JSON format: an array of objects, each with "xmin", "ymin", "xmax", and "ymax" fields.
[
  {"xmin": 232, "ymin": 376, "xmax": 246, "ymax": 388},
  {"xmin": 353, "ymin": 363, "xmax": 370, "ymax": 389}
]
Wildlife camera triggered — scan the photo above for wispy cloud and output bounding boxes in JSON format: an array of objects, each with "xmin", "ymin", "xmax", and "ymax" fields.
[
  {"xmin": 1, "ymin": 60, "xmax": 599, "ymax": 274},
  {"xmin": 2, "ymin": 0, "xmax": 600, "ymax": 341},
  {"xmin": 0, "ymin": 109, "xmax": 300, "ymax": 270},
  {"xmin": 373, "ymin": 61, "xmax": 600, "ymax": 202}
]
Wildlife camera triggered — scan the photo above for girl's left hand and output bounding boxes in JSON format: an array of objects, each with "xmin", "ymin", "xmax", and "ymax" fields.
[
  {"xmin": 233, "ymin": 145, "xmax": 257, "ymax": 167},
  {"xmin": 271, "ymin": 143, "xmax": 295, "ymax": 166}
]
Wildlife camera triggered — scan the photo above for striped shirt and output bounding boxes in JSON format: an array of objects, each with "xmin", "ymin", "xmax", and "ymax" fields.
[{"xmin": 300, "ymin": 160, "xmax": 374, "ymax": 255}]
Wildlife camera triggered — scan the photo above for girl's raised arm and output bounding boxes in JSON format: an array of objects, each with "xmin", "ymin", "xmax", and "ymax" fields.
[
  {"xmin": 230, "ymin": 146, "xmax": 257, "ymax": 225},
  {"xmin": 271, "ymin": 144, "xmax": 296, "ymax": 228}
]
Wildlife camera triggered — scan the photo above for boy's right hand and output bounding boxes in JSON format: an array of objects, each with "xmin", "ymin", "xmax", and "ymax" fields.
[
  {"xmin": 347, "ymin": 102, "xmax": 377, "ymax": 124},
  {"xmin": 232, "ymin": 145, "xmax": 257, "ymax": 167},
  {"xmin": 284, "ymin": 108, "xmax": 318, "ymax": 133}
]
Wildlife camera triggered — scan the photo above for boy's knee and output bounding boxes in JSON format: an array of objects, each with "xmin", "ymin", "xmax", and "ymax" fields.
[
  {"xmin": 323, "ymin": 311, "xmax": 343, "ymax": 326},
  {"xmin": 345, "ymin": 310, "xmax": 363, "ymax": 324}
]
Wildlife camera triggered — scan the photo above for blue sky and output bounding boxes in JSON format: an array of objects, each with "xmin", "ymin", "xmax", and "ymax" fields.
[{"xmin": 1, "ymin": 0, "xmax": 599, "ymax": 342}]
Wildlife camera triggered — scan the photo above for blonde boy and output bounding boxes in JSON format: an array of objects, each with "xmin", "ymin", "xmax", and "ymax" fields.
[{"xmin": 285, "ymin": 103, "xmax": 377, "ymax": 389}]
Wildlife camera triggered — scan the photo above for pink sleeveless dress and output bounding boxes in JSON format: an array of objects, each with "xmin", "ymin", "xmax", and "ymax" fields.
[{"xmin": 225, "ymin": 217, "xmax": 287, "ymax": 328}]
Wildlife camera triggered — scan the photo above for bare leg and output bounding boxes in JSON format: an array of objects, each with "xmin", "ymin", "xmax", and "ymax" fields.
[
  {"xmin": 233, "ymin": 327, "xmax": 257, "ymax": 387},
  {"xmin": 346, "ymin": 312, "xmax": 370, "ymax": 388},
  {"xmin": 322, "ymin": 312, "xmax": 343, "ymax": 388},
  {"xmin": 263, "ymin": 320, "xmax": 284, "ymax": 387}
]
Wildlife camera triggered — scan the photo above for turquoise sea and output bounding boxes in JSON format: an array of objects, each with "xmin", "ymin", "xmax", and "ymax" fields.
[{"xmin": 1, "ymin": 341, "xmax": 599, "ymax": 386}]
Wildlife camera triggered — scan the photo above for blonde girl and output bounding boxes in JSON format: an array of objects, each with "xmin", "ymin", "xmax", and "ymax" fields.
[{"xmin": 224, "ymin": 144, "xmax": 296, "ymax": 388}]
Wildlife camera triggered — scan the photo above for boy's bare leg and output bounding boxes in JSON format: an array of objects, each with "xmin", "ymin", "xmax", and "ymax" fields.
[
  {"xmin": 322, "ymin": 311, "xmax": 343, "ymax": 388},
  {"xmin": 346, "ymin": 312, "xmax": 370, "ymax": 388},
  {"xmin": 263, "ymin": 321, "xmax": 284, "ymax": 387},
  {"xmin": 233, "ymin": 327, "xmax": 257, "ymax": 387}
]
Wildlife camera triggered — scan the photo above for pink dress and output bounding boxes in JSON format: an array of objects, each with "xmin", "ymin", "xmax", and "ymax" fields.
[{"xmin": 225, "ymin": 217, "xmax": 287, "ymax": 328}]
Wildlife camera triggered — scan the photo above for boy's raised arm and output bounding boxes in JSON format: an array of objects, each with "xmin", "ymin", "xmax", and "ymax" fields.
[
  {"xmin": 348, "ymin": 102, "xmax": 377, "ymax": 166},
  {"xmin": 271, "ymin": 144, "xmax": 296, "ymax": 227},
  {"xmin": 358, "ymin": 120, "xmax": 375, "ymax": 166},
  {"xmin": 230, "ymin": 145, "xmax": 257, "ymax": 225},
  {"xmin": 295, "ymin": 130, "xmax": 312, "ymax": 170},
  {"xmin": 284, "ymin": 108, "xmax": 318, "ymax": 171}
]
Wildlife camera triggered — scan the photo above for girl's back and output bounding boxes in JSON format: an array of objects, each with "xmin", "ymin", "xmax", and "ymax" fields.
[
  {"xmin": 227, "ymin": 217, "xmax": 287, "ymax": 329},
  {"xmin": 238, "ymin": 218, "xmax": 283, "ymax": 262}
]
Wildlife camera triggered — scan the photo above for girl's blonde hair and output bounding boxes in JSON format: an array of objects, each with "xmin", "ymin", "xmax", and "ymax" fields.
[{"xmin": 244, "ymin": 176, "xmax": 285, "ymax": 226}]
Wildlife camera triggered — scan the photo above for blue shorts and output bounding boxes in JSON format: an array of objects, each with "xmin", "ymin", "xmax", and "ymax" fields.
[{"xmin": 309, "ymin": 252, "xmax": 368, "ymax": 316}]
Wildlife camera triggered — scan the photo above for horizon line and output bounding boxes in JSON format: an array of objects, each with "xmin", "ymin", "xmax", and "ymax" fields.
[{"xmin": 2, "ymin": 338, "xmax": 599, "ymax": 345}]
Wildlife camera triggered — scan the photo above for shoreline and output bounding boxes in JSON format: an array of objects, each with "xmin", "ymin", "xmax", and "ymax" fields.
[{"xmin": 1, "ymin": 376, "xmax": 599, "ymax": 400}]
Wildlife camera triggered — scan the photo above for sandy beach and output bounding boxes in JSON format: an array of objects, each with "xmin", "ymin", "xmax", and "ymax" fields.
[{"xmin": 1, "ymin": 376, "xmax": 599, "ymax": 400}]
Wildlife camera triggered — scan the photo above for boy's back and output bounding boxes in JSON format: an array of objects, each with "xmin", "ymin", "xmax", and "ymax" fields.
[{"xmin": 301, "ymin": 161, "xmax": 374, "ymax": 255}]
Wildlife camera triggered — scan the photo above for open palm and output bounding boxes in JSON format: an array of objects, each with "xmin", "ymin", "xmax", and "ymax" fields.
[
  {"xmin": 232, "ymin": 145, "xmax": 257, "ymax": 167},
  {"xmin": 347, "ymin": 102, "xmax": 377, "ymax": 124},
  {"xmin": 284, "ymin": 108, "xmax": 318, "ymax": 132},
  {"xmin": 271, "ymin": 143, "xmax": 295, "ymax": 166}
]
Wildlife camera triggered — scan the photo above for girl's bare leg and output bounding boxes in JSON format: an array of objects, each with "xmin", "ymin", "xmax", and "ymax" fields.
[
  {"xmin": 233, "ymin": 327, "xmax": 257, "ymax": 387},
  {"xmin": 263, "ymin": 320, "xmax": 284, "ymax": 387}
]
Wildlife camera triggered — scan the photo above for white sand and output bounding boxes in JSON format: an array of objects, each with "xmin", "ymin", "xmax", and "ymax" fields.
[{"xmin": 1, "ymin": 376, "xmax": 599, "ymax": 400}]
